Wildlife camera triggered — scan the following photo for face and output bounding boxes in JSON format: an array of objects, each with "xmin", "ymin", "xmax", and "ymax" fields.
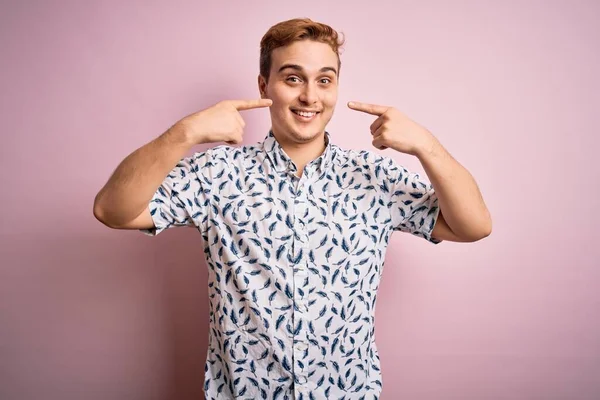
[{"xmin": 258, "ymin": 40, "xmax": 339, "ymax": 145}]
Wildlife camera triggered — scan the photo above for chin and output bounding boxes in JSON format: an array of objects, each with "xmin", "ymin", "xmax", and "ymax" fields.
[
  {"xmin": 290, "ymin": 126, "xmax": 324, "ymax": 142},
  {"xmin": 273, "ymin": 120, "xmax": 319, "ymax": 141}
]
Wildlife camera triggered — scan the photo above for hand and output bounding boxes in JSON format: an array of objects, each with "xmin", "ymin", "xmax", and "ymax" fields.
[
  {"xmin": 178, "ymin": 99, "xmax": 272, "ymax": 145},
  {"xmin": 348, "ymin": 101, "xmax": 434, "ymax": 156}
]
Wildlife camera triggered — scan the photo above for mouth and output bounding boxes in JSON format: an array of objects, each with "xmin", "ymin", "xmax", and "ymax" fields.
[{"xmin": 291, "ymin": 108, "xmax": 321, "ymax": 122}]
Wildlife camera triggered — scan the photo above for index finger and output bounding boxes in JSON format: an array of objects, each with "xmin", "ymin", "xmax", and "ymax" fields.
[
  {"xmin": 348, "ymin": 101, "xmax": 388, "ymax": 116},
  {"xmin": 229, "ymin": 98, "xmax": 273, "ymax": 111}
]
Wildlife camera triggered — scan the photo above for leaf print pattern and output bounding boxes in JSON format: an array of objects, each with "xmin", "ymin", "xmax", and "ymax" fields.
[{"xmin": 141, "ymin": 131, "xmax": 441, "ymax": 399}]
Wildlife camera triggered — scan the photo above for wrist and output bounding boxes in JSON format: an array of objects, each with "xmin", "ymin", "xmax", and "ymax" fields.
[
  {"xmin": 166, "ymin": 119, "xmax": 199, "ymax": 148},
  {"xmin": 415, "ymin": 133, "xmax": 440, "ymax": 159}
]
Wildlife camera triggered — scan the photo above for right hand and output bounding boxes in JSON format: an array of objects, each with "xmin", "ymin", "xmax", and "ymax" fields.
[{"xmin": 178, "ymin": 99, "xmax": 272, "ymax": 145}]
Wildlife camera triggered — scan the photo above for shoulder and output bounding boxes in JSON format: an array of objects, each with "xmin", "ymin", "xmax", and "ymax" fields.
[
  {"xmin": 332, "ymin": 145, "xmax": 404, "ymax": 176},
  {"xmin": 188, "ymin": 143, "xmax": 264, "ymax": 170}
]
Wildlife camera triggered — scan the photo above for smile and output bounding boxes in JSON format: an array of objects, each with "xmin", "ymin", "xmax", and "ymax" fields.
[{"xmin": 292, "ymin": 109, "xmax": 320, "ymax": 120}]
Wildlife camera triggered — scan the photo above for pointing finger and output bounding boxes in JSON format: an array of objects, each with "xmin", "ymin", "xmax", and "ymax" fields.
[
  {"xmin": 229, "ymin": 98, "xmax": 273, "ymax": 111},
  {"xmin": 348, "ymin": 101, "xmax": 388, "ymax": 116}
]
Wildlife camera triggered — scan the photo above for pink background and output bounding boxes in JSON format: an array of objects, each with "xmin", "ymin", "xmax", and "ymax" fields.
[{"xmin": 1, "ymin": 0, "xmax": 599, "ymax": 399}]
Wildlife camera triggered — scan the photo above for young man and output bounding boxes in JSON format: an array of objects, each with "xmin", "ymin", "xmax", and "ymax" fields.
[{"xmin": 94, "ymin": 18, "xmax": 491, "ymax": 400}]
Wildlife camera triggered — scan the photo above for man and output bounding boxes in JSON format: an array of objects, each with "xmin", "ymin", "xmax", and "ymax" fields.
[{"xmin": 94, "ymin": 18, "xmax": 491, "ymax": 400}]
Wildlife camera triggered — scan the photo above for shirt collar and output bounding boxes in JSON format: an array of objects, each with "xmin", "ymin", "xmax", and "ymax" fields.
[{"xmin": 262, "ymin": 130, "xmax": 334, "ymax": 175}]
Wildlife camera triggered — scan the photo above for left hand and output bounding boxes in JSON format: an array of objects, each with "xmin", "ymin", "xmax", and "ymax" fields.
[{"xmin": 348, "ymin": 101, "xmax": 435, "ymax": 156}]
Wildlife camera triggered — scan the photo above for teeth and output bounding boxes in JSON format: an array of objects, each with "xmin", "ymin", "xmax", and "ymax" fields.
[{"xmin": 294, "ymin": 110, "xmax": 317, "ymax": 117}]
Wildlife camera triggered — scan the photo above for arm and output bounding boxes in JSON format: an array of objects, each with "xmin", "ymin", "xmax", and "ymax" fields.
[
  {"xmin": 417, "ymin": 137, "xmax": 492, "ymax": 242},
  {"xmin": 93, "ymin": 98, "xmax": 272, "ymax": 230},
  {"xmin": 347, "ymin": 101, "xmax": 492, "ymax": 243},
  {"xmin": 93, "ymin": 123, "xmax": 194, "ymax": 229}
]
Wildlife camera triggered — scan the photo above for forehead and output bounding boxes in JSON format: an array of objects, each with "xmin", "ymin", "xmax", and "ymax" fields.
[{"xmin": 270, "ymin": 40, "xmax": 338, "ymax": 74}]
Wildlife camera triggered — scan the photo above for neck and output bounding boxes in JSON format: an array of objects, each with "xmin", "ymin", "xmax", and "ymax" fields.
[{"xmin": 272, "ymin": 130, "xmax": 327, "ymax": 176}]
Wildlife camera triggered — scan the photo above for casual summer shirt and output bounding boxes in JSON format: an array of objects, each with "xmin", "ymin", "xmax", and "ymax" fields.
[{"xmin": 141, "ymin": 131, "xmax": 441, "ymax": 399}]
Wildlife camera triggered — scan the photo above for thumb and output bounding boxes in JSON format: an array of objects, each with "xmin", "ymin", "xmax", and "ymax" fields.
[{"xmin": 372, "ymin": 136, "xmax": 388, "ymax": 150}]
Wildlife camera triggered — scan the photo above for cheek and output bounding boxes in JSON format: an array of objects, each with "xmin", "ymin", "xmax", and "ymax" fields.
[
  {"xmin": 323, "ymin": 88, "xmax": 338, "ymax": 104},
  {"xmin": 271, "ymin": 95, "xmax": 296, "ymax": 116},
  {"xmin": 324, "ymin": 95, "xmax": 337, "ymax": 111},
  {"xmin": 268, "ymin": 83, "xmax": 294, "ymax": 101},
  {"xmin": 271, "ymin": 102, "xmax": 290, "ymax": 121}
]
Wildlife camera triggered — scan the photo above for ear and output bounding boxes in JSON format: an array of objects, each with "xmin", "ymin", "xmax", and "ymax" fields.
[{"xmin": 258, "ymin": 74, "xmax": 267, "ymax": 98}]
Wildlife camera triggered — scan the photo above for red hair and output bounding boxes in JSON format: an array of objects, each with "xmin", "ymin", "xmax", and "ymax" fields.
[{"xmin": 259, "ymin": 18, "xmax": 345, "ymax": 81}]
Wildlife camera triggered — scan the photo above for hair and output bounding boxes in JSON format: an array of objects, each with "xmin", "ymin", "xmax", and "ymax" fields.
[{"xmin": 259, "ymin": 18, "xmax": 345, "ymax": 82}]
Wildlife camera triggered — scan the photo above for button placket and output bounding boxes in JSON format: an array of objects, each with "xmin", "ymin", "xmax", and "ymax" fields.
[{"xmin": 292, "ymin": 175, "xmax": 311, "ymax": 391}]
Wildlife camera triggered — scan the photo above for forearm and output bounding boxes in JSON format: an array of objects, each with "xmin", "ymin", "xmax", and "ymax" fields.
[
  {"xmin": 416, "ymin": 137, "xmax": 492, "ymax": 240},
  {"xmin": 93, "ymin": 123, "xmax": 194, "ymax": 226}
]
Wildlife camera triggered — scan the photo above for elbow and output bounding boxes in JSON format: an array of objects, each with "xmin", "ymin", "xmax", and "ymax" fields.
[
  {"xmin": 460, "ymin": 229, "xmax": 490, "ymax": 243},
  {"xmin": 469, "ymin": 216, "xmax": 493, "ymax": 242},
  {"xmin": 482, "ymin": 219, "xmax": 493, "ymax": 238},
  {"xmin": 93, "ymin": 194, "xmax": 118, "ymax": 229},
  {"xmin": 475, "ymin": 226, "xmax": 492, "ymax": 241},
  {"xmin": 454, "ymin": 213, "xmax": 492, "ymax": 243},
  {"xmin": 481, "ymin": 212, "xmax": 493, "ymax": 238}
]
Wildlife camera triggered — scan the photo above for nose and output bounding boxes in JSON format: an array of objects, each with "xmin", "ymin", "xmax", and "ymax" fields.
[{"xmin": 298, "ymin": 82, "xmax": 318, "ymax": 105}]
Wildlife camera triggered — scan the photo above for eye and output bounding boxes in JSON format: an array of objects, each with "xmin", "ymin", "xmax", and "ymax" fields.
[
  {"xmin": 319, "ymin": 78, "xmax": 332, "ymax": 84},
  {"xmin": 287, "ymin": 76, "xmax": 302, "ymax": 83}
]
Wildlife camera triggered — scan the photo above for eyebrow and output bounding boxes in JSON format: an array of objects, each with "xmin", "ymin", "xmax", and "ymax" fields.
[{"xmin": 277, "ymin": 64, "xmax": 338, "ymax": 75}]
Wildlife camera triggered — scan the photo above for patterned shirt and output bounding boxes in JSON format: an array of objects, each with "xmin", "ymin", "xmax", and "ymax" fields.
[{"xmin": 141, "ymin": 131, "xmax": 441, "ymax": 399}]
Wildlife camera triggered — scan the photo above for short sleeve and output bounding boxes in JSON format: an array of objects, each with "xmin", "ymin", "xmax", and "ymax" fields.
[
  {"xmin": 140, "ymin": 151, "xmax": 213, "ymax": 237},
  {"xmin": 385, "ymin": 158, "xmax": 442, "ymax": 244}
]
